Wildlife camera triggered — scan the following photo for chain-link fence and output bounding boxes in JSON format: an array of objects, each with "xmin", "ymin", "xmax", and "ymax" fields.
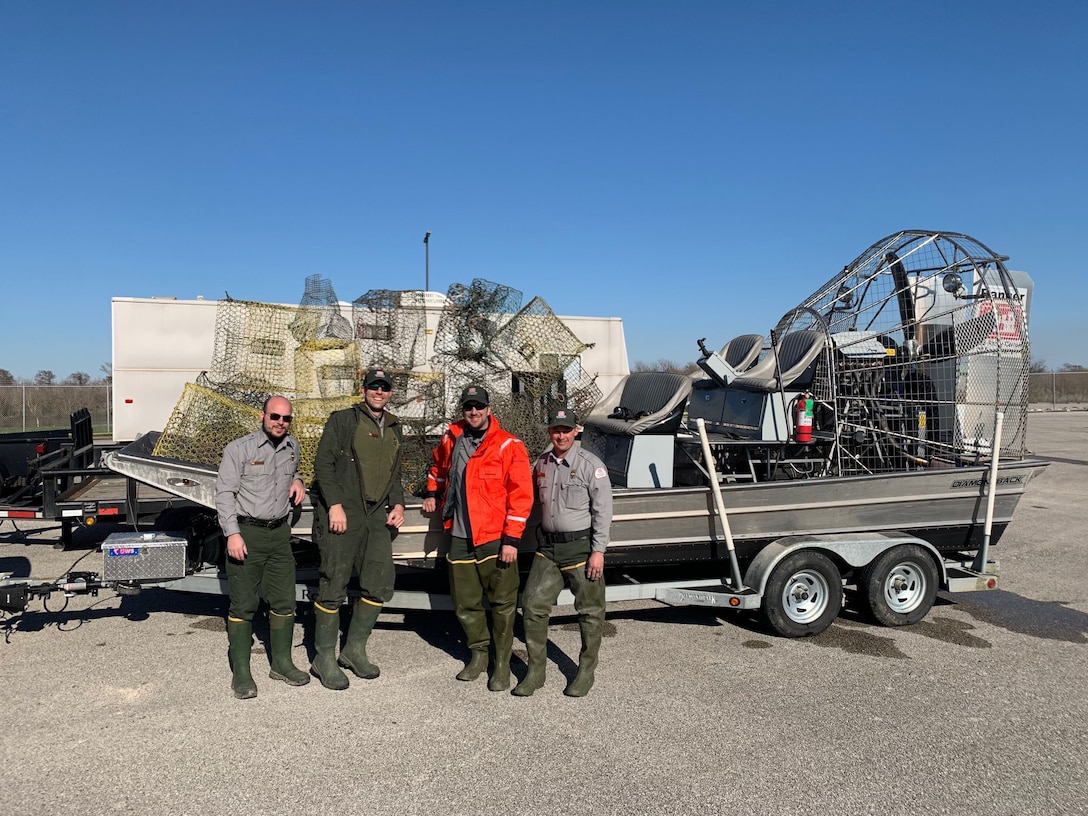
[
  {"xmin": 0, "ymin": 385, "xmax": 112, "ymax": 435},
  {"xmin": 1029, "ymin": 371, "xmax": 1088, "ymax": 408}
]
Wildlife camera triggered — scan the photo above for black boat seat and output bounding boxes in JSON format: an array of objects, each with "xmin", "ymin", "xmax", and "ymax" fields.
[
  {"xmin": 719, "ymin": 333, "xmax": 764, "ymax": 372},
  {"xmin": 582, "ymin": 372, "xmax": 693, "ymax": 435},
  {"xmin": 730, "ymin": 330, "xmax": 827, "ymax": 393}
]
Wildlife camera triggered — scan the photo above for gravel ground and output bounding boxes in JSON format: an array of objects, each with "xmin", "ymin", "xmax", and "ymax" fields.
[{"xmin": 2, "ymin": 412, "xmax": 1085, "ymax": 816}]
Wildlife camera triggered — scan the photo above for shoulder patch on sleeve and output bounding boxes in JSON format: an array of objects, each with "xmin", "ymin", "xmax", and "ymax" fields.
[{"xmin": 594, "ymin": 466, "xmax": 607, "ymax": 480}]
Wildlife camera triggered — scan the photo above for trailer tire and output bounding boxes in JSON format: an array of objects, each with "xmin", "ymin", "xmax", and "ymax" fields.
[
  {"xmin": 860, "ymin": 544, "xmax": 938, "ymax": 627},
  {"xmin": 761, "ymin": 550, "xmax": 842, "ymax": 637}
]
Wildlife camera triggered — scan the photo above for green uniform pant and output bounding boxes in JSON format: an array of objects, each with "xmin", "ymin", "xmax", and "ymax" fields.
[
  {"xmin": 226, "ymin": 522, "xmax": 297, "ymax": 621},
  {"xmin": 314, "ymin": 507, "xmax": 395, "ymax": 607}
]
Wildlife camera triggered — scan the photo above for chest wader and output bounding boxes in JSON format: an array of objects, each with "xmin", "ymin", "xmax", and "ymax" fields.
[
  {"xmin": 513, "ymin": 536, "xmax": 605, "ymax": 698},
  {"xmin": 448, "ymin": 538, "xmax": 519, "ymax": 691}
]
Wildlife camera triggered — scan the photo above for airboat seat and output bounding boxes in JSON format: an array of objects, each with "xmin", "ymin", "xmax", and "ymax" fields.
[
  {"xmin": 582, "ymin": 372, "xmax": 693, "ymax": 436},
  {"xmin": 580, "ymin": 372, "xmax": 692, "ymax": 489},
  {"xmin": 694, "ymin": 333, "xmax": 765, "ymax": 386},
  {"xmin": 720, "ymin": 333, "xmax": 764, "ymax": 372},
  {"xmin": 730, "ymin": 330, "xmax": 827, "ymax": 393}
]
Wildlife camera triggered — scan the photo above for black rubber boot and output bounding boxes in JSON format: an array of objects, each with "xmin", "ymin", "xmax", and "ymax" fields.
[
  {"xmin": 310, "ymin": 604, "xmax": 350, "ymax": 690},
  {"xmin": 338, "ymin": 600, "xmax": 382, "ymax": 680},
  {"xmin": 513, "ymin": 560, "xmax": 561, "ymax": 697},
  {"xmin": 564, "ymin": 573, "xmax": 606, "ymax": 697},
  {"xmin": 449, "ymin": 561, "xmax": 490, "ymax": 681},
  {"xmin": 227, "ymin": 618, "xmax": 258, "ymax": 700},
  {"xmin": 268, "ymin": 612, "xmax": 310, "ymax": 686}
]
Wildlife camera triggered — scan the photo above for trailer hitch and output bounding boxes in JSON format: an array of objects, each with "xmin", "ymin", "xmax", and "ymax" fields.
[{"xmin": 0, "ymin": 571, "xmax": 105, "ymax": 613}]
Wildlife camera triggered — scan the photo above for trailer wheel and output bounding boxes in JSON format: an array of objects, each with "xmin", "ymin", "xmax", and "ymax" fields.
[
  {"xmin": 860, "ymin": 544, "xmax": 938, "ymax": 627},
  {"xmin": 761, "ymin": 551, "xmax": 843, "ymax": 637}
]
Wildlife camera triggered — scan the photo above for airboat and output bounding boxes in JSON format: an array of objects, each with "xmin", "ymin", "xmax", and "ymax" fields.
[{"xmin": 102, "ymin": 229, "xmax": 1048, "ymax": 635}]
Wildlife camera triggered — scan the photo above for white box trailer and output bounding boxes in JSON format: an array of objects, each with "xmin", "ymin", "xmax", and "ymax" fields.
[{"xmin": 110, "ymin": 294, "xmax": 630, "ymax": 443}]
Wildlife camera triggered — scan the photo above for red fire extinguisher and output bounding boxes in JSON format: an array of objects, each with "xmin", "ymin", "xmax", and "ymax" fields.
[{"xmin": 794, "ymin": 392, "xmax": 814, "ymax": 443}]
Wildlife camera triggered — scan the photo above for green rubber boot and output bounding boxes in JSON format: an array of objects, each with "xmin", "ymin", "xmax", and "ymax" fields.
[
  {"xmin": 338, "ymin": 600, "xmax": 382, "ymax": 680},
  {"xmin": 564, "ymin": 573, "xmax": 606, "ymax": 698},
  {"xmin": 486, "ymin": 563, "xmax": 520, "ymax": 692},
  {"xmin": 268, "ymin": 612, "xmax": 310, "ymax": 686},
  {"xmin": 487, "ymin": 608, "xmax": 514, "ymax": 692},
  {"xmin": 514, "ymin": 558, "xmax": 562, "ymax": 697},
  {"xmin": 310, "ymin": 604, "xmax": 350, "ymax": 691},
  {"xmin": 227, "ymin": 618, "xmax": 258, "ymax": 700},
  {"xmin": 511, "ymin": 615, "xmax": 548, "ymax": 696},
  {"xmin": 563, "ymin": 631, "xmax": 599, "ymax": 697},
  {"xmin": 450, "ymin": 561, "xmax": 490, "ymax": 681},
  {"xmin": 457, "ymin": 649, "xmax": 489, "ymax": 682}
]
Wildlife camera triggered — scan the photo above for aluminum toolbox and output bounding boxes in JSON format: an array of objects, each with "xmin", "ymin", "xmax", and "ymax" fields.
[{"xmin": 101, "ymin": 531, "xmax": 187, "ymax": 582}]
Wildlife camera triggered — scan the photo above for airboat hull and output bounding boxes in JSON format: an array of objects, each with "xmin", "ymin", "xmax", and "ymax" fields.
[{"xmin": 102, "ymin": 436, "xmax": 1048, "ymax": 568}]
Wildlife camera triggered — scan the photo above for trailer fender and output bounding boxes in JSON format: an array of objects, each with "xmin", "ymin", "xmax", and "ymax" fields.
[{"xmin": 743, "ymin": 532, "xmax": 946, "ymax": 596}]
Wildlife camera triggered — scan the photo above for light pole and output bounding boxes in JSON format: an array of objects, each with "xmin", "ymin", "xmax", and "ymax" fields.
[{"xmin": 423, "ymin": 231, "xmax": 431, "ymax": 291}]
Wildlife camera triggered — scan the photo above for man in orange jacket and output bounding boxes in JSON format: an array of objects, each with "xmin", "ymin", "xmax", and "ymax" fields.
[{"xmin": 422, "ymin": 384, "xmax": 533, "ymax": 691}]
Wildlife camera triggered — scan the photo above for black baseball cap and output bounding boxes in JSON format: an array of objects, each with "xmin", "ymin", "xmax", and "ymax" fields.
[
  {"xmin": 547, "ymin": 407, "xmax": 578, "ymax": 428},
  {"xmin": 460, "ymin": 384, "xmax": 490, "ymax": 407},
  {"xmin": 364, "ymin": 369, "xmax": 393, "ymax": 388}
]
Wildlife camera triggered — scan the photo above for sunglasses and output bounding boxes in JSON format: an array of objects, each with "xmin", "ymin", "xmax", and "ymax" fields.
[
  {"xmin": 267, "ymin": 413, "xmax": 293, "ymax": 422},
  {"xmin": 366, "ymin": 383, "xmax": 392, "ymax": 392},
  {"xmin": 462, "ymin": 403, "xmax": 487, "ymax": 412}
]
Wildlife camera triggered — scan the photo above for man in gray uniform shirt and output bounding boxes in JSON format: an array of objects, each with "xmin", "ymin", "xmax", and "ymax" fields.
[
  {"xmin": 514, "ymin": 406, "xmax": 613, "ymax": 698},
  {"xmin": 216, "ymin": 395, "xmax": 308, "ymax": 699}
]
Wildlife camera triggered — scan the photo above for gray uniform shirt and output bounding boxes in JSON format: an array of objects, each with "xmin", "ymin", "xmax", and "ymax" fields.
[
  {"xmin": 216, "ymin": 430, "xmax": 301, "ymax": 538},
  {"xmin": 534, "ymin": 441, "xmax": 613, "ymax": 554},
  {"xmin": 447, "ymin": 428, "xmax": 485, "ymax": 539}
]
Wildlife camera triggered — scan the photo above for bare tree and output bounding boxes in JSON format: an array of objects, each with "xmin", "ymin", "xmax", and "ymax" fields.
[
  {"xmin": 66, "ymin": 371, "xmax": 92, "ymax": 386},
  {"xmin": 0, "ymin": 368, "xmax": 14, "ymax": 385},
  {"xmin": 34, "ymin": 370, "xmax": 56, "ymax": 386},
  {"xmin": 632, "ymin": 358, "xmax": 698, "ymax": 375},
  {"xmin": 100, "ymin": 362, "xmax": 113, "ymax": 384},
  {"xmin": 1029, "ymin": 358, "xmax": 1049, "ymax": 374}
]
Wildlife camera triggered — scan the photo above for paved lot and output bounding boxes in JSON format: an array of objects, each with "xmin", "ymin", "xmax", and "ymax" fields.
[{"xmin": 2, "ymin": 412, "xmax": 1086, "ymax": 816}]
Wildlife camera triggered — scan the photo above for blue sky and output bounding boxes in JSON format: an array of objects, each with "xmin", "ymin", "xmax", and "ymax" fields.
[{"xmin": 2, "ymin": 1, "xmax": 1085, "ymax": 381}]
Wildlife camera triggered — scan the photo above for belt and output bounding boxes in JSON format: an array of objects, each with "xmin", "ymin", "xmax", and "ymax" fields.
[
  {"xmin": 540, "ymin": 528, "xmax": 591, "ymax": 544},
  {"xmin": 238, "ymin": 515, "xmax": 289, "ymax": 529}
]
